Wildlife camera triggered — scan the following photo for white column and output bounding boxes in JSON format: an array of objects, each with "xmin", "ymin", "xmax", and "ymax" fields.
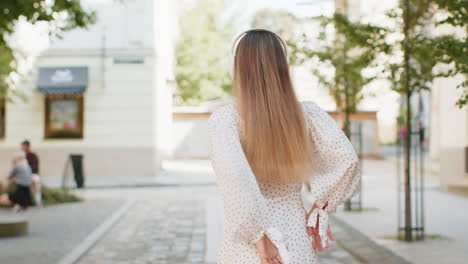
[{"xmin": 152, "ymin": 0, "xmax": 178, "ymax": 168}]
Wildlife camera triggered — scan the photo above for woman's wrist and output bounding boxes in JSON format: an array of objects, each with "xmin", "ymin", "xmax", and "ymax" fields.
[
  {"xmin": 308, "ymin": 201, "xmax": 329, "ymax": 219},
  {"xmin": 254, "ymin": 235, "xmax": 269, "ymax": 246},
  {"xmin": 308, "ymin": 203, "xmax": 320, "ymax": 217},
  {"xmin": 254, "ymin": 235, "xmax": 270, "ymax": 254}
]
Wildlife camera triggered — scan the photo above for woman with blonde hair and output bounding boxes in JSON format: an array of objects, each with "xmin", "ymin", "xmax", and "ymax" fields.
[
  {"xmin": 0, "ymin": 151, "xmax": 33, "ymax": 211},
  {"xmin": 208, "ymin": 29, "xmax": 360, "ymax": 264}
]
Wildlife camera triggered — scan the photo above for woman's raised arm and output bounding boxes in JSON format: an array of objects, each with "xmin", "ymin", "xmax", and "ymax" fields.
[{"xmin": 302, "ymin": 101, "xmax": 361, "ymax": 249}]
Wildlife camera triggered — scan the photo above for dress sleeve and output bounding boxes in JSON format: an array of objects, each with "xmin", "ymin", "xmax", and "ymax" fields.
[
  {"xmin": 302, "ymin": 101, "xmax": 361, "ymax": 212},
  {"xmin": 208, "ymin": 106, "xmax": 289, "ymax": 260}
]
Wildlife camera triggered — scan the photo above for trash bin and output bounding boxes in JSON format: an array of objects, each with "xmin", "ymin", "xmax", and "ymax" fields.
[{"xmin": 70, "ymin": 154, "xmax": 85, "ymax": 188}]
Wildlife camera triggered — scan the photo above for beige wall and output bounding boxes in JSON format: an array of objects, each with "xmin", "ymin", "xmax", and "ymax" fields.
[
  {"xmin": 171, "ymin": 110, "xmax": 381, "ymax": 159},
  {"xmin": 0, "ymin": 147, "xmax": 156, "ymax": 178},
  {"xmin": 431, "ymin": 74, "xmax": 468, "ymax": 187},
  {"xmin": 429, "ymin": 21, "xmax": 468, "ymax": 188},
  {"xmin": 0, "ymin": 53, "xmax": 159, "ymax": 178}
]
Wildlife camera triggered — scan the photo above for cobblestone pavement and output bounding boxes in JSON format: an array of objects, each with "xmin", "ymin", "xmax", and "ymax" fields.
[
  {"xmin": 77, "ymin": 198, "xmax": 205, "ymax": 264},
  {"xmin": 75, "ymin": 186, "xmax": 360, "ymax": 264}
]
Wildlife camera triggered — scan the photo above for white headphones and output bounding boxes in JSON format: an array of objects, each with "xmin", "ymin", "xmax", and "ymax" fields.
[{"xmin": 230, "ymin": 28, "xmax": 288, "ymax": 69}]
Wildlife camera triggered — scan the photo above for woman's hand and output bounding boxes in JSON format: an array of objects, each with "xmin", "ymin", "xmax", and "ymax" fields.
[
  {"xmin": 306, "ymin": 202, "xmax": 334, "ymax": 252},
  {"xmin": 307, "ymin": 222, "xmax": 334, "ymax": 252},
  {"xmin": 254, "ymin": 235, "xmax": 284, "ymax": 264}
]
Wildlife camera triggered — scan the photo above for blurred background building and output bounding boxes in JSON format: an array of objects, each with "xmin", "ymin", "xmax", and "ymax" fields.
[
  {"xmin": 0, "ymin": 0, "xmax": 465, "ymax": 190},
  {"xmin": 0, "ymin": 0, "xmax": 178, "ymax": 178}
]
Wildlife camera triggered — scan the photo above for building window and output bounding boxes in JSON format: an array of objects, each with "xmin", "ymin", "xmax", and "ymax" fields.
[
  {"xmin": 113, "ymin": 58, "xmax": 144, "ymax": 64},
  {"xmin": 45, "ymin": 95, "xmax": 84, "ymax": 139},
  {"xmin": 0, "ymin": 99, "xmax": 5, "ymax": 138}
]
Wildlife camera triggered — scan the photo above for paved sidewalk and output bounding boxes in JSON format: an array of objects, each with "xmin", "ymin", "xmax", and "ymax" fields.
[
  {"xmin": 329, "ymin": 217, "xmax": 410, "ymax": 264},
  {"xmin": 74, "ymin": 186, "xmax": 362, "ymax": 264},
  {"xmin": 0, "ymin": 199, "xmax": 123, "ymax": 264},
  {"xmin": 4, "ymin": 158, "xmax": 456, "ymax": 264},
  {"xmin": 330, "ymin": 157, "xmax": 468, "ymax": 264},
  {"xmin": 304, "ymin": 196, "xmax": 409, "ymax": 264},
  {"xmin": 70, "ymin": 159, "xmax": 406, "ymax": 264},
  {"xmin": 42, "ymin": 160, "xmax": 216, "ymax": 188}
]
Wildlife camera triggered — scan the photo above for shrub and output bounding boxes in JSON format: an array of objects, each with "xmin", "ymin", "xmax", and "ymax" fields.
[
  {"xmin": 41, "ymin": 185, "xmax": 82, "ymax": 205},
  {"xmin": 0, "ymin": 181, "xmax": 82, "ymax": 206}
]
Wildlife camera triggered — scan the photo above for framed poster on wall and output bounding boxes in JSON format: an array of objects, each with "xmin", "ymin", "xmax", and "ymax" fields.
[{"xmin": 45, "ymin": 95, "xmax": 84, "ymax": 139}]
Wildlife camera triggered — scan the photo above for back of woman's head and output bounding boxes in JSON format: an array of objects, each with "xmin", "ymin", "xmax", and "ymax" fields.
[{"xmin": 232, "ymin": 29, "xmax": 314, "ymax": 183}]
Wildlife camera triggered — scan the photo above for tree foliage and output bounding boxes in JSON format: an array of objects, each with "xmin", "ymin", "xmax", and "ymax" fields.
[
  {"xmin": 174, "ymin": 0, "xmax": 236, "ymax": 106},
  {"xmin": 433, "ymin": 0, "xmax": 468, "ymax": 27},
  {"xmin": 386, "ymin": 0, "xmax": 467, "ymax": 107},
  {"xmin": 0, "ymin": 46, "xmax": 15, "ymax": 103},
  {"xmin": 0, "ymin": 0, "xmax": 96, "ymax": 101},
  {"xmin": 432, "ymin": 0, "xmax": 468, "ymax": 107},
  {"xmin": 251, "ymin": 9, "xmax": 390, "ymax": 139},
  {"xmin": 290, "ymin": 14, "xmax": 390, "ymax": 113}
]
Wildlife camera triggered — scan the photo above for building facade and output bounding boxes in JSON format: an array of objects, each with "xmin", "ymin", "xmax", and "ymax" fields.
[
  {"xmin": 0, "ymin": 0, "xmax": 177, "ymax": 178},
  {"xmin": 430, "ymin": 25, "xmax": 468, "ymax": 190}
]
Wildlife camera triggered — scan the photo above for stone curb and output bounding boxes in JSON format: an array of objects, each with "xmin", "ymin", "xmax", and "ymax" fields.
[
  {"xmin": 48, "ymin": 183, "xmax": 216, "ymax": 190},
  {"xmin": 75, "ymin": 183, "xmax": 216, "ymax": 189},
  {"xmin": 55, "ymin": 199, "xmax": 135, "ymax": 264},
  {"xmin": 330, "ymin": 216, "xmax": 412, "ymax": 264}
]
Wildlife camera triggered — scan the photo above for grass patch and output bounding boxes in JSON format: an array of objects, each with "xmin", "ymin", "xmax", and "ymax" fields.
[
  {"xmin": 344, "ymin": 207, "xmax": 379, "ymax": 212},
  {"xmin": 381, "ymin": 234, "xmax": 451, "ymax": 241},
  {"xmin": 41, "ymin": 185, "xmax": 82, "ymax": 205},
  {"xmin": 0, "ymin": 181, "xmax": 82, "ymax": 206},
  {"xmin": 446, "ymin": 186, "xmax": 468, "ymax": 198}
]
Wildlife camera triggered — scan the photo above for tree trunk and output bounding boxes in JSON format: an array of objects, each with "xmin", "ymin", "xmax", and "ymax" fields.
[
  {"xmin": 403, "ymin": 0, "xmax": 413, "ymax": 242},
  {"xmin": 335, "ymin": 0, "xmax": 351, "ymax": 138},
  {"xmin": 336, "ymin": 0, "xmax": 352, "ymax": 211}
]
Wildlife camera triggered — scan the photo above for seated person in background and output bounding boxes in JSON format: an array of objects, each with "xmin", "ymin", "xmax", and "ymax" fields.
[
  {"xmin": 0, "ymin": 152, "xmax": 33, "ymax": 211},
  {"xmin": 21, "ymin": 140, "xmax": 42, "ymax": 206}
]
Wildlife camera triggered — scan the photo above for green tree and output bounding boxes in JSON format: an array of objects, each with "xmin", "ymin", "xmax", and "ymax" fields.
[
  {"xmin": 0, "ymin": 46, "xmax": 15, "ymax": 102},
  {"xmin": 252, "ymin": 9, "xmax": 389, "ymax": 136},
  {"xmin": 432, "ymin": 0, "xmax": 468, "ymax": 107},
  {"xmin": 385, "ymin": 0, "xmax": 467, "ymax": 241},
  {"xmin": 0, "ymin": 0, "xmax": 96, "ymax": 101},
  {"xmin": 290, "ymin": 14, "xmax": 390, "ymax": 136},
  {"xmin": 175, "ymin": 0, "xmax": 236, "ymax": 106}
]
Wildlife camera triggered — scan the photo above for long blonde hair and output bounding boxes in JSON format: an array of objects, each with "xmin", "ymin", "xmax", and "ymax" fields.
[{"xmin": 232, "ymin": 29, "xmax": 314, "ymax": 183}]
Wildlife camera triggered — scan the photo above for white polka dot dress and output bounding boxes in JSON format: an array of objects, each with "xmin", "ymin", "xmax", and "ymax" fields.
[{"xmin": 208, "ymin": 101, "xmax": 360, "ymax": 264}]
